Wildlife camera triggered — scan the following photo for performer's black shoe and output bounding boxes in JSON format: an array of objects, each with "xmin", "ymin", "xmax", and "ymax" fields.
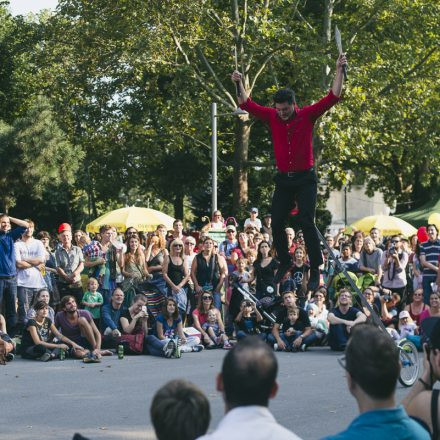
[
  {"xmin": 307, "ymin": 268, "xmax": 320, "ymax": 292},
  {"xmin": 274, "ymin": 259, "xmax": 292, "ymax": 285}
]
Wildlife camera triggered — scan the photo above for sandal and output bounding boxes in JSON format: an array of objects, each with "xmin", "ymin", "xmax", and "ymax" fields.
[
  {"xmin": 0, "ymin": 340, "xmax": 6, "ymax": 365},
  {"xmin": 83, "ymin": 353, "xmax": 101, "ymax": 363}
]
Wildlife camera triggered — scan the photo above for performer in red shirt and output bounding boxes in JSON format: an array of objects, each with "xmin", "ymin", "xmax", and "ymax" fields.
[{"xmin": 231, "ymin": 53, "xmax": 347, "ymax": 290}]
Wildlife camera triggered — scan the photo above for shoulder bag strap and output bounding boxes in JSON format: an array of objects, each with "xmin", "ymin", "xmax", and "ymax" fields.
[{"xmin": 432, "ymin": 388, "xmax": 440, "ymax": 440}]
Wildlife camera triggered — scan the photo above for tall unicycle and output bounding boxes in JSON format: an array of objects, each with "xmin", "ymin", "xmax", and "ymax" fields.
[{"xmin": 397, "ymin": 339, "xmax": 419, "ymax": 387}]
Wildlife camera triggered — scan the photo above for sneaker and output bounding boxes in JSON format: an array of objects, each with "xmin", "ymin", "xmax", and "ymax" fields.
[
  {"xmin": 37, "ymin": 353, "xmax": 51, "ymax": 362},
  {"xmin": 307, "ymin": 268, "xmax": 320, "ymax": 292},
  {"xmin": 273, "ymin": 343, "xmax": 279, "ymax": 351},
  {"xmin": 192, "ymin": 344, "xmax": 204, "ymax": 352},
  {"xmin": 163, "ymin": 339, "xmax": 176, "ymax": 358},
  {"xmin": 300, "ymin": 344, "xmax": 307, "ymax": 352},
  {"xmin": 274, "ymin": 260, "xmax": 292, "ymax": 285},
  {"xmin": 223, "ymin": 341, "xmax": 233, "ymax": 350},
  {"xmin": 6, "ymin": 353, "xmax": 15, "ymax": 362}
]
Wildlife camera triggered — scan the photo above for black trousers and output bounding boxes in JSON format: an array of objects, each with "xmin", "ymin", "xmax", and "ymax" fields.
[{"xmin": 271, "ymin": 168, "xmax": 323, "ymax": 268}]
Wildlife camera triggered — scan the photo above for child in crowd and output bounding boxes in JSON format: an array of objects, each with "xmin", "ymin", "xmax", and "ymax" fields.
[
  {"xmin": 387, "ymin": 310, "xmax": 418, "ymax": 341},
  {"xmin": 306, "ymin": 303, "xmax": 328, "ymax": 342},
  {"xmin": 202, "ymin": 309, "xmax": 232, "ymax": 349},
  {"xmin": 234, "ymin": 300, "xmax": 264, "ymax": 340},
  {"xmin": 231, "ymin": 257, "xmax": 252, "ymax": 290},
  {"xmin": 81, "ymin": 277, "xmax": 104, "ymax": 327}
]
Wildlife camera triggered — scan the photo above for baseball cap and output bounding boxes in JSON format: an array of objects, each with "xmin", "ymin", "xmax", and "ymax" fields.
[
  {"xmin": 226, "ymin": 225, "xmax": 236, "ymax": 232},
  {"xmin": 399, "ymin": 310, "xmax": 410, "ymax": 320},
  {"xmin": 251, "ymin": 207, "xmax": 258, "ymax": 214},
  {"xmin": 58, "ymin": 223, "xmax": 71, "ymax": 234},
  {"xmin": 421, "ymin": 317, "xmax": 440, "ymax": 349}
]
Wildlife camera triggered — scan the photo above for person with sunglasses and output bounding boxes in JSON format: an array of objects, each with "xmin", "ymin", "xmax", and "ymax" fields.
[
  {"xmin": 323, "ymin": 324, "xmax": 429, "ymax": 440},
  {"xmin": 404, "ymin": 317, "xmax": 440, "ymax": 439},
  {"xmin": 192, "ymin": 292, "xmax": 224, "ymax": 347}
]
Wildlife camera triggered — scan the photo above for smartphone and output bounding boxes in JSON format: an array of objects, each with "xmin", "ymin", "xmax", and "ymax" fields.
[{"xmin": 141, "ymin": 306, "xmax": 147, "ymax": 313}]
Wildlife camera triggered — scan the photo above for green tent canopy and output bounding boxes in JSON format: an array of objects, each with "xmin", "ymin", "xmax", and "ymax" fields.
[{"xmin": 395, "ymin": 196, "xmax": 440, "ymax": 228}]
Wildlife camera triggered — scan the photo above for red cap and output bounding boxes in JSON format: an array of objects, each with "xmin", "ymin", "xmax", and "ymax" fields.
[{"xmin": 58, "ymin": 223, "xmax": 71, "ymax": 234}]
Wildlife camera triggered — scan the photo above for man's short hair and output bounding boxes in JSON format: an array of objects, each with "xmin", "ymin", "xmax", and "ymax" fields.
[
  {"xmin": 273, "ymin": 88, "xmax": 296, "ymax": 105},
  {"xmin": 345, "ymin": 324, "xmax": 399, "ymax": 399},
  {"xmin": 99, "ymin": 224, "xmax": 113, "ymax": 234},
  {"xmin": 222, "ymin": 336, "xmax": 278, "ymax": 408},
  {"xmin": 150, "ymin": 379, "xmax": 210, "ymax": 440},
  {"xmin": 427, "ymin": 224, "xmax": 439, "ymax": 234}
]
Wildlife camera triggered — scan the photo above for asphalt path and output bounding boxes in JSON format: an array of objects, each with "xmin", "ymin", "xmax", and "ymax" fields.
[{"xmin": 0, "ymin": 347, "xmax": 414, "ymax": 440}]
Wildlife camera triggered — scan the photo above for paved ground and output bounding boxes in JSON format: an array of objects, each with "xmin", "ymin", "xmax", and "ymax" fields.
[{"xmin": 1, "ymin": 347, "xmax": 414, "ymax": 440}]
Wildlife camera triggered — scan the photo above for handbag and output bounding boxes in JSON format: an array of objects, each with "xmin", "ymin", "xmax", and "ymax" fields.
[{"xmin": 119, "ymin": 331, "xmax": 144, "ymax": 354}]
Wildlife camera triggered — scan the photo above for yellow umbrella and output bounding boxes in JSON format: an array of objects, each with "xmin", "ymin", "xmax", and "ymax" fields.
[
  {"xmin": 350, "ymin": 214, "xmax": 417, "ymax": 237},
  {"xmin": 428, "ymin": 213, "xmax": 440, "ymax": 230},
  {"xmin": 86, "ymin": 207, "xmax": 175, "ymax": 233}
]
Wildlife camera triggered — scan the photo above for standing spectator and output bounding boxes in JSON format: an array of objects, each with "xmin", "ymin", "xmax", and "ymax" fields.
[
  {"xmin": 15, "ymin": 220, "xmax": 46, "ymax": 332},
  {"xmin": 0, "ymin": 214, "xmax": 28, "ymax": 335},
  {"xmin": 83, "ymin": 225, "xmax": 119, "ymax": 303},
  {"xmin": 323, "ymin": 324, "xmax": 429, "ymax": 440},
  {"xmin": 244, "ymin": 207, "xmax": 262, "ymax": 232},
  {"xmin": 325, "ymin": 234, "xmax": 340, "ymax": 258},
  {"xmin": 238, "ymin": 232, "xmax": 251, "ymax": 256},
  {"xmin": 370, "ymin": 227, "xmax": 385, "ymax": 250},
  {"xmin": 420, "ymin": 224, "xmax": 440, "ymax": 304},
  {"xmin": 411, "ymin": 243, "xmax": 423, "ymax": 291},
  {"xmin": 358, "ymin": 237, "xmax": 383, "ymax": 283},
  {"xmin": 286, "ymin": 245, "xmax": 310, "ymax": 307},
  {"xmin": 327, "ymin": 289, "xmax": 366, "ymax": 351},
  {"xmin": 285, "ymin": 227, "xmax": 297, "ymax": 257},
  {"xmin": 351, "ymin": 234, "xmax": 364, "ymax": 261},
  {"xmin": 81, "ymin": 277, "xmax": 104, "ymax": 328},
  {"xmin": 198, "ymin": 336, "xmax": 302, "ymax": 440},
  {"xmin": 219, "ymin": 225, "xmax": 239, "ymax": 274},
  {"xmin": 145, "ymin": 233, "xmax": 168, "ymax": 298},
  {"xmin": 381, "ymin": 235, "xmax": 408, "ymax": 297},
  {"xmin": 55, "ymin": 295, "xmax": 106, "ymax": 361},
  {"xmin": 150, "ymin": 379, "xmax": 210, "ymax": 440},
  {"xmin": 167, "ymin": 219, "xmax": 187, "ymax": 249},
  {"xmin": 261, "ymin": 214, "xmax": 273, "ymax": 243},
  {"xmin": 36, "ymin": 231, "xmax": 59, "ymax": 307},
  {"xmin": 252, "ymin": 241, "xmax": 279, "ymax": 300},
  {"xmin": 191, "ymin": 236, "xmax": 226, "ymax": 310},
  {"xmin": 55, "ymin": 223, "xmax": 84, "ymax": 306},
  {"xmin": 73, "ymin": 230, "xmax": 87, "ymax": 249},
  {"xmin": 183, "ymin": 236, "xmax": 197, "ymax": 272}
]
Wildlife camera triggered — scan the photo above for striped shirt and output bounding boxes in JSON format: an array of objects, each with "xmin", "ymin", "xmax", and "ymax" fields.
[{"xmin": 420, "ymin": 239, "xmax": 440, "ymax": 277}]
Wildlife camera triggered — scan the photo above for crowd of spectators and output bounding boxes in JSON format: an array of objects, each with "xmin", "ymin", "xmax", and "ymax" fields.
[{"xmin": 1, "ymin": 208, "xmax": 439, "ymax": 365}]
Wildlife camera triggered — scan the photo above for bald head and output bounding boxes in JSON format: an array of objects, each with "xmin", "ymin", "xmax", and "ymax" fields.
[{"xmin": 220, "ymin": 336, "xmax": 278, "ymax": 408}]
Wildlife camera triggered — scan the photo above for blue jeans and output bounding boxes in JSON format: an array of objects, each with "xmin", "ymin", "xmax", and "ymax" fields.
[
  {"xmin": 0, "ymin": 277, "xmax": 17, "ymax": 333},
  {"xmin": 280, "ymin": 330, "xmax": 318, "ymax": 350},
  {"xmin": 145, "ymin": 335, "xmax": 167, "ymax": 357},
  {"xmin": 236, "ymin": 330, "xmax": 267, "ymax": 342},
  {"xmin": 213, "ymin": 291, "xmax": 222, "ymax": 311},
  {"xmin": 422, "ymin": 276, "xmax": 436, "ymax": 305},
  {"xmin": 17, "ymin": 286, "xmax": 39, "ymax": 326}
]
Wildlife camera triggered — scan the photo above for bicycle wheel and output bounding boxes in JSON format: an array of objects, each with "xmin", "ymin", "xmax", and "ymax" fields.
[{"xmin": 398, "ymin": 339, "xmax": 419, "ymax": 387}]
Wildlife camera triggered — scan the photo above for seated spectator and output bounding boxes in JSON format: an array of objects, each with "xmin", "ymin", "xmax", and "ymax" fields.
[
  {"xmin": 244, "ymin": 207, "xmax": 262, "ymax": 232},
  {"xmin": 338, "ymin": 244, "xmax": 359, "ymax": 273},
  {"xmin": 234, "ymin": 300, "xmax": 264, "ymax": 341},
  {"xmin": 25, "ymin": 288, "xmax": 55, "ymax": 324},
  {"xmin": 145, "ymin": 298, "xmax": 199, "ymax": 358},
  {"xmin": 381, "ymin": 235, "xmax": 408, "ymax": 297},
  {"xmin": 327, "ymin": 289, "xmax": 366, "ymax": 351},
  {"xmin": 309, "ymin": 287, "xmax": 329, "ymax": 322},
  {"xmin": 275, "ymin": 306, "xmax": 317, "ymax": 352},
  {"xmin": 21, "ymin": 301, "xmax": 85, "ymax": 361},
  {"xmin": 119, "ymin": 294, "xmax": 149, "ymax": 355},
  {"xmin": 419, "ymin": 291, "xmax": 440, "ymax": 324},
  {"xmin": 101, "ymin": 288, "xmax": 125, "ymax": 347},
  {"xmin": 150, "ymin": 379, "xmax": 210, "ymax": 440},
  {"xmin": 361, "ymin": 287, "xmax": 381, "ymax": 323},
  {"xmin": 404, "ymin": 288, "xmax": 429, "ymax": 327},
  {"xmin": 323, "ymin": 324, "xmax": 429, "ymax": 440},
  {"xmin": 306, "ymin": 303, "xmax": 328, "ymax": 342},
  {"xmin": 81, "ymin": 277, "xmax": 104, "ymax": 327},
  {"xmin": 55, "ymin": 295, "xmax": 108, "ymax": 362},
  {"xmin": 404, "ymin": 317, "xmax": 440, "ymax": 438},
  {"xmin": 202, "ymin": 309, "xmax": 232, "ymax": 349},
  {"xmin": 380, "ymin": 291, "xmax": 401, "ymax": 328},
  {"xmin": 192, "ymin": 291, "xmax": 224, "ymax": 347},
  {"xmin": 358, "ymin": 237, "xmax": 383, "ymax": 282},
  {"xmin": 0, "ymin": 313, "xmax": 15, "ymax": 364},
  {"xmin": 198, "ymin": 336, "xmax": 301, "ymax": 439}
]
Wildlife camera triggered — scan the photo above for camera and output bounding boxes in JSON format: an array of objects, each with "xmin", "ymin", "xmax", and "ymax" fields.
[
  {"xmin": 389, "ymin": 245, "xmax": 396, "ymax": 255},
  {"xmin": 383, "ymin": 294, "xmax": 392, "ymax": 302}
]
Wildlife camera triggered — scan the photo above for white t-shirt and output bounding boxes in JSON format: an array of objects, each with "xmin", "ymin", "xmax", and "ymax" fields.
[
  {"xmin": 244, "ymin": 218, "xmax": 262, "ymax": 231},
  {"xmin": 15, "ymin": 239, "xmax": 46, "ymax": 288}
]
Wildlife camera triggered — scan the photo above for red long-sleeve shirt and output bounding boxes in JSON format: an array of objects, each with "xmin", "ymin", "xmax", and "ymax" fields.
[{"xmin": 240, "ymin": 90, "xmax": 340, "ymax": 172}]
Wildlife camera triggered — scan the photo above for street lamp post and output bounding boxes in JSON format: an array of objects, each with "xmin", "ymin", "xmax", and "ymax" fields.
[{"xmin": 210, "ymin": 102, "xmax": 248, "ymax": 214}]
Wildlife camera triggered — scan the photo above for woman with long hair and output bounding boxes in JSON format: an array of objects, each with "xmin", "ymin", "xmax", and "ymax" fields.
[
  {"xmin": 119, "ymin": 235, "xmax": 150, "ymax": 307},
  {"xmin": 351, "ymin": 234, "xmax": 364, "ymax": 262},
  {"xmin": 252, "ymin": 240, "xmax": 279, "ymax": 300},
  {"xmin": 25, "ymin": 288, "xmax": 55, "ymax": 324},
  {"xmin": 238, "ymin": 232, "xmax": 250, "ymax": 256},
  {"xmin": 286, "ymin": 245, "xmax": 310, "ymax": 308},
  {"xmin": 404, "ymin": 288, "xmax": 429, "ymax": 326},
  {"xmin": 163, "ymin": 239, "xmax": 191, "ymax": 319},
  {"xmin": 145, "ymin": 233, "xmax": 168, "ymax": 297}
]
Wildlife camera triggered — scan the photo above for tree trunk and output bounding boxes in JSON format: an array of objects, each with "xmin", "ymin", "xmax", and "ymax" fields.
[
  {"xmin": 174, "ymin": 193, "xmax": 184, "ymax": 220},
  {"xmin": 233, "ymin": 116, "xmax": 251, "ymax": 215}
]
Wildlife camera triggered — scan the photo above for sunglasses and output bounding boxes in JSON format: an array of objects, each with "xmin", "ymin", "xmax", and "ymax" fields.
[
  {"xmin": 173, "ymin": 244, "xmax": 183, "ymax": 248},
  {"xmin": 202, "ymin": 296, "xmax": 213, "ymax": 300}
]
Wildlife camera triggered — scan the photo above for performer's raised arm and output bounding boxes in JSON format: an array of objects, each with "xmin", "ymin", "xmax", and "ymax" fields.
[
  {"xmin": 231, "ymin": 71, "xmax": 249, "ymax": 105},
  {"xmin": 332, "ymin": 53, "xmax": 347, "ymax": 98}
]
